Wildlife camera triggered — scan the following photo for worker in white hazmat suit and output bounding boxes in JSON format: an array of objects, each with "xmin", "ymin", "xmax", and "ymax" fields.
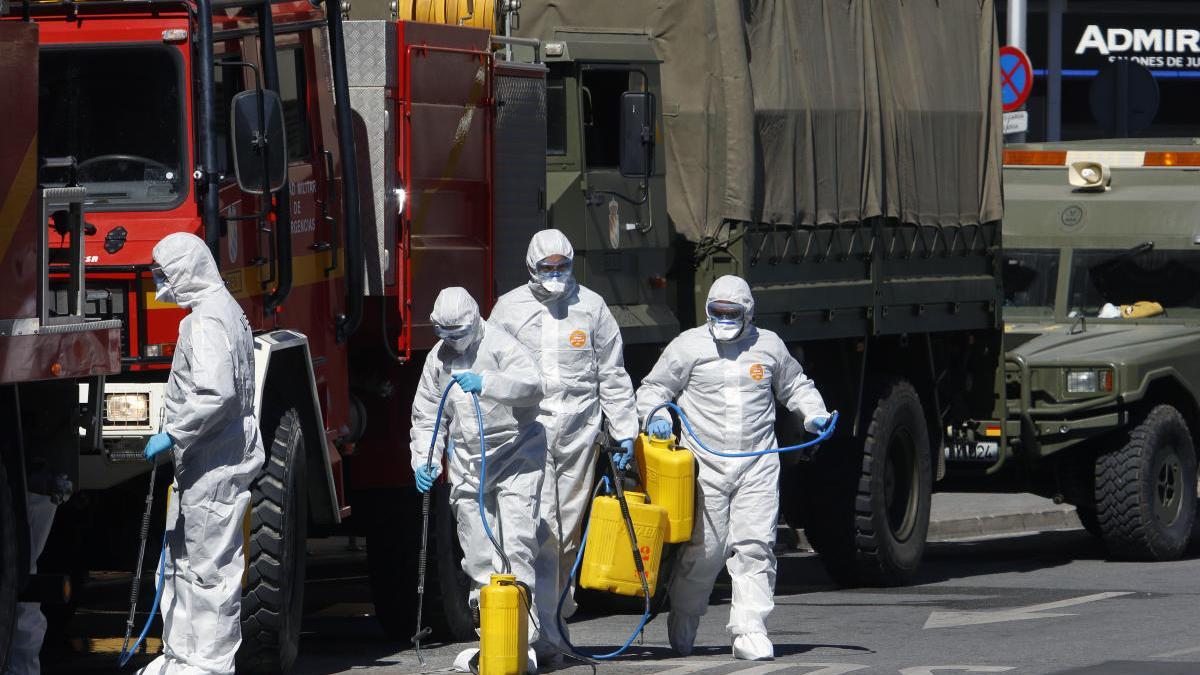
[
  {"xmin": 138, "ymin": 232, "xmax": 265, "ymax": 675},
  {"xmin": 635, "ymin": 275, "xmax": 831, "ymax": 662},
  {"xmin": 410, "ymin": 287, "xmax": 548, "ymax": 673},
  {"xmin": 4, "ymin": 494, "xmax": 56, "ymax": 675},
  {"xmin": 488, "ymin": 229, "xmax": 639, "ymax": 651}
]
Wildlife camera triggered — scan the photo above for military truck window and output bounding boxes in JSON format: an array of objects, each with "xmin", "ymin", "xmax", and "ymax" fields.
[
  {"xmin": 580, "ymin": 69, "xmax": 645, "ymax": 169},
  {"xmin": 1003, "ymin": 250, "xmax": 1058, "ymax": 309},
  {"xmin": 547, "ymin": 74, "xmax": 567, "ymax": 156},
  {"xmin": 1069, "ymin": 249, "xmax": 1200, "ymax": 316},
  {"xmin": 39, "ymin": 45, "xmax": 185, "ymax": 210},
  {"xmin": 277, "ymin": 46, "xmax": 312, "ymax": 163}
]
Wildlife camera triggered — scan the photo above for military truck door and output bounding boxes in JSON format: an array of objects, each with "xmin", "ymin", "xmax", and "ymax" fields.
[{"xmin": 577, "ymin": 66, "xmax": 653, "ymax": 305}]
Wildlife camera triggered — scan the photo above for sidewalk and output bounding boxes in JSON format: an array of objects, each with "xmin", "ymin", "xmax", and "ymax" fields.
[{"xmin": 927, "ymin": 492, "xmax": 1081, "ymax": 540}]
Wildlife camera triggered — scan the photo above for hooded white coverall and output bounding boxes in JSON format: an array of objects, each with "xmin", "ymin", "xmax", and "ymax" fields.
[
  {"xmin": 488, "ymin": 229, "xmax": 639, "ymax": 634},
  {"xmin": 410, "ymin": 288, "xmax": 549, "ymax": 655},
  {"xmin": 4, "ymin": 494, "xmax": 56, "ymax": 675},
  {"xmin": 140, "ymin": 233, "xmax": 265, "ymax": 675},
  {"xmin": 635, "ymin": 275, "xmax": 829, "ymax": 661}
]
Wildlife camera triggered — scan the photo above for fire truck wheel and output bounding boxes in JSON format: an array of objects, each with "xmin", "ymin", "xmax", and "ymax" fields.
[
  {"xmin": 0, "ymin": 461, "xmax": 18, "ymax": 672},
  {"xmin": 1095, "ymin": 404, "xmax": 1197, "ymax": 561},
  {"xmin": 806, "ymin": 379, "xmax": 931, "ymax": 587},
  {"xmin": 429, "ymin": 483, "xmax": 478, "ymax": 641},
  {"xmin": 364, "ymin": 488, "xmax": 418, "ymax": 641},
  {"xmin": 238, "ymin": 407, "xmax": 308, "ymax": 674}
]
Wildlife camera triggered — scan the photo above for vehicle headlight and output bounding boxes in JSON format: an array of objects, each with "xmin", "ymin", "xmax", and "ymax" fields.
[
  {"xmin": 105, "ymin": 393, "xmax": 150, "ymax": 423},
  {"xmin": 1066, "ymin": 369, "xmax": 1114, "ymax": 394}
]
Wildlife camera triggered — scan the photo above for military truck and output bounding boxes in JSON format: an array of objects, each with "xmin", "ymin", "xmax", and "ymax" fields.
[
  {"xmin": 510, "ymin": 0, "xmax": 1007, "ymax": 586},
  {"xmin": 970, "ymin": 140, "xmax": 1200, "ymax": 561}
]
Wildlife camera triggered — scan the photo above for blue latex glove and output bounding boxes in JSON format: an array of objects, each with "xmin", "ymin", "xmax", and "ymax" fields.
[
  {"xmin": 143, "ymin": 432, "xmax": 174, "ymax": 460},
  {"xmin": 810, "ymin": 415, "xmax": 831, "ymax": 433},
  {"xmin": 452, "ymin": 371, "xmax": 483, "ymax": 394},
  {"xmin": 647, "ymin": 419, "xmax": 673, "ymax": 440},
  {"xmin": 612, "ymin": 438, "xmax": 635, "ymax": 471},
  {"xmin": 415, "ymin": 464, "xmax": 441, "ymax": 493}
]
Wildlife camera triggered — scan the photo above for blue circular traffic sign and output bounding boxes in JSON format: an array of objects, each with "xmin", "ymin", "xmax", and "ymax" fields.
[{"xmin": 999, "ymin": 46, "xmax": 1033, "ymax": 113}]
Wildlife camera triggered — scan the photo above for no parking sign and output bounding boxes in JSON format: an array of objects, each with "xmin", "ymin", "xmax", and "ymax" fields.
[{"xmin": 999, "ymin": 45, "xmax": 1033, "ymax": 113}]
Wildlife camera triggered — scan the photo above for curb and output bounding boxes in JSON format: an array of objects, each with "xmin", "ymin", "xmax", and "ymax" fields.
[{"xmin": 782, "ymin": 507, "xmax": 1083, "ymax": 551}]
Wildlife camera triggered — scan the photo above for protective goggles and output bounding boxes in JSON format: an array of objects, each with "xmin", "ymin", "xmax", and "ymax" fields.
[
  {"xmin": 706, "ymin": 300, "xmax": 745, "ymax": 322},
  {"xmin": 149, "ymin": 263, "xmax": 167, "ymax": 285},
  {"xmin": 433, "ymin": 324, "xmax": 472, "ymax": 341},
  {"xmin": 535, "ymin": 257, "xmax": 573, "ymax": 278}
]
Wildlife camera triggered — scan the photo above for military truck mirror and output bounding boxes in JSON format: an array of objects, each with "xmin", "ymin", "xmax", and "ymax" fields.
[
  {"xmin": 230, "ymin": 89, "xmax": 288, "ymax": 195},
  {"xmin": 619, "ymin": 91, "xmax": 655, "ymax": 178}
]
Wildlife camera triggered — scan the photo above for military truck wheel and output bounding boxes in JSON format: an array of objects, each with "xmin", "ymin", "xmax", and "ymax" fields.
[
  {"xmin": 0, "ymin": 462, "xmax": 18, "ymax": 672},
  {"xmin": 238, "ymin": 407, "xmax": 308, "ymax": 674},
  {"xmin": 808, "ymin": 380, "xmax": 931, "ymax": 586},
  {"xmin": 1075, "ymin": 507, "xmax": 1103, "ymax": 538},
  {"xmin": 1095, "ymin": 404, "xmax": 1197, "ymax": 561}
]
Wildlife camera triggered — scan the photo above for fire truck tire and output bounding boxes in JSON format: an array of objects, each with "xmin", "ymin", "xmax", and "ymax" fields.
[
  {"xmin": 0, "ymin": 461, "xmax": 18, "ymax": 673},
  {"xmin": 1094, "ymin": 404, "xmax": 1196, "ymax": 561},
  {"xmin": 238, "ymin": 407, "xmax": 308, "ymax": 674},
  {"xmin": 429, "ymin": 483, "xmax": 477, "ymax": 641},
  {"xmin": 807, "ymin": 379, "xmax": 931, "ymax": 587}
]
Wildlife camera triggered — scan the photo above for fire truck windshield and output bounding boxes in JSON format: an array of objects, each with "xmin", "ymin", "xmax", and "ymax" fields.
[{"xmin": 39, "ymin": 44, "xmax": 186, "ymax": 210}]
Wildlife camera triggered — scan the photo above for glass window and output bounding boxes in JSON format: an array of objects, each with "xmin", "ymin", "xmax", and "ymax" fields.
[
  {"xmin": 277, "ymin": 46, "xmax": 311, "ymax": 163},
  {"xmin": 39, "ymin": 45, "xmax": 184, "ymax": 209},
  {"xmin": 214, "ymin": 50, "xmax": 246, "ymax": 179},
  {"xmin": 1069, "ymin": 247, "xmax": 1200, "ymax": 317},
  {"xmin": 547, "ymin": 75, "xmax": 566, "ymax": 156},
  {"xmin": 580, "ymin": 69, "xmax": 641, "ymax": 169},
  {"xmin": 1003, "ymin": 249, "xmax": 1059, "ymax": 310}
]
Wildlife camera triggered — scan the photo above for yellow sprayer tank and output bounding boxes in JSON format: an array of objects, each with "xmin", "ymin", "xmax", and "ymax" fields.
[
  {"xmin": 479, "ymin": 574, "xmax": 527, "ymax": 675},
  {"xmin": 580, "ymin": 491, "xmax": 667, "ymax": 597},
  {"xmin": 635, "ymin": 433, "xmax": 695, "ymax": 543}
]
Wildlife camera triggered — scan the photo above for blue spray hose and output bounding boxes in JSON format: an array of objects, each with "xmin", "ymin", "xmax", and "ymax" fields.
[
  {"xmin": 645, "ymin": 403, "xmax": 839, "ymax": 457},
  {"xmin": 118, "ymin": 535, "xmax": 167, "ymax": 667}
]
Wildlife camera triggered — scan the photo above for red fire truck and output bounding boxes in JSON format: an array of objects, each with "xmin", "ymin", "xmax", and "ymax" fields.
[
  {"xmin": 0, "ymin": 16, "xmax": 122, "ymax": 671},
  {"xmin": 6, "ymin": 0, "xmax": 540, "ymax": 669}
]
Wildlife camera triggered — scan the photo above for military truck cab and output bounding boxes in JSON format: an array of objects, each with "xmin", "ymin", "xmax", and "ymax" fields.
[
  {"xmin": 540, "ymin": 30, "xmax": 676, "ymax": 345},
  {"xmin": 982, "ymin": 141, "xmax": 1200, "ymax": 561}
]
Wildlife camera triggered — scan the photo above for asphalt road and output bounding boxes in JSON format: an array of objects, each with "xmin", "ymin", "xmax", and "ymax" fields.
[{"xmin": 44, "ymin": 525, "xmax": 1200, "ymax": 675}]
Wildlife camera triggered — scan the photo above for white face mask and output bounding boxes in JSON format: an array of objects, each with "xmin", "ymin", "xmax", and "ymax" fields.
[
  {"xmin": 709, "ymin": 318, "xmax": 744, "ymax": 342},
  {"xmin": 540, "ymin": 277, "xmax": 568, "ymax": 295}
]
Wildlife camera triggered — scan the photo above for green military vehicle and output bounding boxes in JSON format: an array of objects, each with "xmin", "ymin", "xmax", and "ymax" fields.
[
  {"xmin": 974, "ymin": 140, "xmax": 1200, "ymax": 561},
  {"xmin": 515, "ymin": 0, "xmax": 1007, "ymax": 586}
]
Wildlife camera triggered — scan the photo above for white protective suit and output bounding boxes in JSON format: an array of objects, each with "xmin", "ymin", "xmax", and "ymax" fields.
[
  {"xmin": 4, "ymin": 494, "xmax": 56, "ymax": 675},
  {"xmin": 410, "ymin": 288, "xmax": 549, "ymax": 655},
  {"xmin": 635, "ymin": 275, "xmax": 829, "ymax": 661},
  {"xmin": 140, "ymin": 233, "xmax": 265, "ymax": 675},
  {"xmin": 488, "ymin": 230, "xmax": 639, "ymax": 631}
]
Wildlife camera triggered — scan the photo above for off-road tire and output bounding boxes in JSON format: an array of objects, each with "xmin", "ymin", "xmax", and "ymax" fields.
[
  {"xmin": 1095, "ymin": 404, "xmax": 1197, "ymax": 561},
  {"xmin": 1075, "ymin": 507, "xmax": 1103, "ymax": 538},
  {"xmin": 238, "ymin": 407, "xmax": 308, "ymax": 674},
  {"xmin": 807, "ymin": 379, "xmax": 931, "ymax": 586},
  {"xmin": 0, "ymin": 461, "xmax": 18, "ymax": 672}
]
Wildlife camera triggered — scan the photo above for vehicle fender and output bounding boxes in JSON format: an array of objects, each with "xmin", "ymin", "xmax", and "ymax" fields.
[{"xmin": 253, "ymin": 330, "xmax": 340, "ymax": 525}]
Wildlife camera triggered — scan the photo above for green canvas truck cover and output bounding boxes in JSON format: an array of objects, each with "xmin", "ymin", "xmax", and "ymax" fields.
[{"xmin": 518, "ymin": 0, "xmax": 1004, "ymax": 242}]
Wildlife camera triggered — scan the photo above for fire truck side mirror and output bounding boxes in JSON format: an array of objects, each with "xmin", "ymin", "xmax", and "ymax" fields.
[
  {"xmin": 230, "ymin": 89, "xmax": 289, "ymax": 195},
  {"xmin": 619, "ymin": 90, "xmax": 655, "ymax": 179}
]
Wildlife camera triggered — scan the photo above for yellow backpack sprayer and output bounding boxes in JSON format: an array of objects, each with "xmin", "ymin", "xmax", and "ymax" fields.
[{"xmin": 556, "ymin": 405, "xmax": 839, "ymax": 661}]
